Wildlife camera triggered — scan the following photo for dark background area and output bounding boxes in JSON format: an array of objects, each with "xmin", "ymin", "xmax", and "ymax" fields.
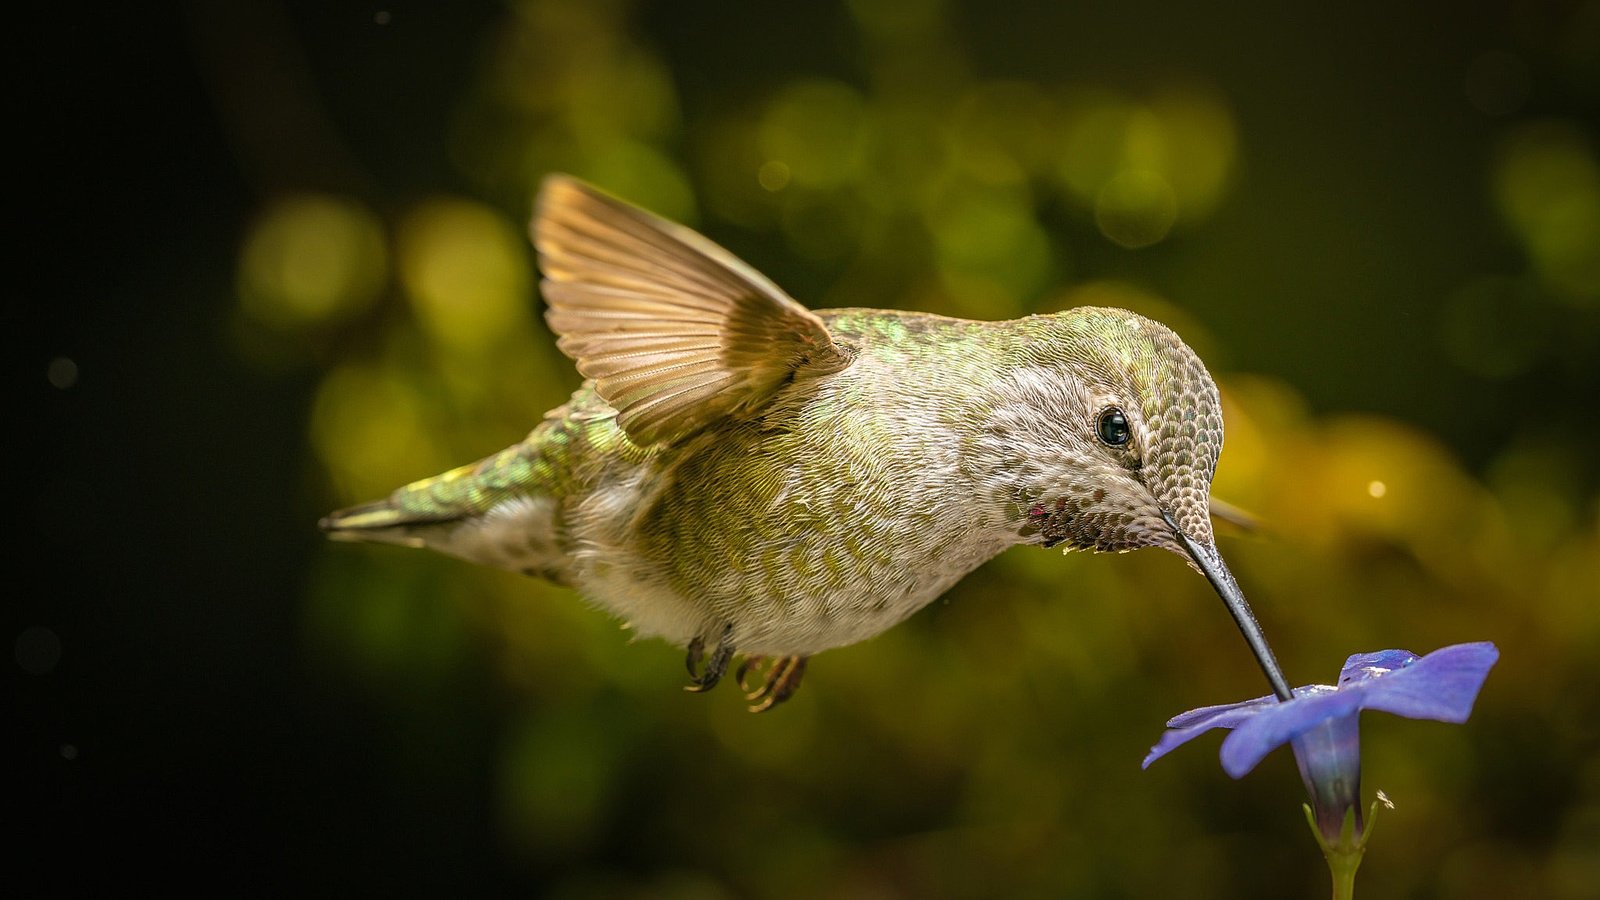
[{"xmin": 16, "ymin": 2, "xmax": 1599, "ymax": 897}]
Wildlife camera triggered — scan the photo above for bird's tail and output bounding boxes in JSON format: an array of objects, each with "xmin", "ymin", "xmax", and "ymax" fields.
[
  {"xmin": 319, "ymin": 437, "xmax": 552, "ymax": 552},
  {"xmin": 318, "ymin": 498, "xmax": 435, "ymax": 548},
  {"xmin": 318, "ymin": 388, "xmax": 648, "ymax": 577}
]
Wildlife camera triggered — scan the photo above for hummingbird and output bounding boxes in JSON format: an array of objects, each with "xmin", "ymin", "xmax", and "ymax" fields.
[{"xmin": 321, "ymin": 175, "xmax": 1293, "ymax": 711}]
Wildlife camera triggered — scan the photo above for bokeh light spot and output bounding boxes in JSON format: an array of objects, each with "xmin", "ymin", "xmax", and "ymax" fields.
[
  {"xmin": 759, "ymin": 81, "xmax": 871, "ymax": 189},
  {"xmin": 1095, "ymin": 169, "xmax": 1178, "ymax": 249},
  {"xmin": 1059, "ymin": 93, "xmax": 1136, "ymax": 204},
  {"xmin": 312, "ymin": 362, "xmax": 438, "ymax": 499},
  {"xmin": 757, "ymin": 160, "xmax": 792, "ymax": 192},
  {"xmin": 239, "ymin": 194, "xmax": 388, "ymax": 329},
  {"xmin": 927, "ymin": 184, "xmax": 1051, "ymax": 306},
  {"xmin": 579, "ymin": 142, "xmax": 695, "ymax": 223},
  {"xmin": 398, "ymin": 198, "xmax": 532, "ymax": 354},
  {"xmin": 1492, "ymin": 121, "xmax": 1600, "ymax": 305},
  {"xmin": 1057, "ymin": 85, "xmax": 1236, "ymax": 240},
  {"xmin": 1149, "ymin": 85, "xmax": 1237, "ymax": 219},
  {"xmin": 47, "ymin": 357, "xmax": 78, "ymax": 390},
  {"xmin": 1368, "ymin": 480, "xmax": 1388, "ymax": 498}
]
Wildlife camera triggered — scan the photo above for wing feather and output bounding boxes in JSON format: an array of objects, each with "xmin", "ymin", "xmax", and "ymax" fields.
[{"xmin": 533, "ymin": 175, "xmax": 853, "ymax": 446}]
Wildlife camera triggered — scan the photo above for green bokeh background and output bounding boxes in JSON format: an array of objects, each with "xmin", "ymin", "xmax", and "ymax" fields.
[{"xmin": 20, "ymin": 1, "xmax": 1600, "ymax": 897}]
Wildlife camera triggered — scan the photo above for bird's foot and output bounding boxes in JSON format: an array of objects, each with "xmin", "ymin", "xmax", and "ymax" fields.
[
  {"xmin": 737, "ymin": 655, "xmax": 808, "ymax": 713},
  {"xmin": 684, "ymin": 624, "xmax": 734, "ymax": 693}
]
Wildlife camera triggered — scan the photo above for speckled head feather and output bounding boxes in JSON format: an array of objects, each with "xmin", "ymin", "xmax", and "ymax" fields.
[{"xmin": 974, "ymin": 307, "xmax": 1223, "ymax": 560}]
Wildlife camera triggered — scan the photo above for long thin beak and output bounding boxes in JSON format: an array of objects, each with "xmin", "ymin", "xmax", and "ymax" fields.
[{"xmin": 1164, "ymin": 512, "xmax": 1294, "ymax": 701}]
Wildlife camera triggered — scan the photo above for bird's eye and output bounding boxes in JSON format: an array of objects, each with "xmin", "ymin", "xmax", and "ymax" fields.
[{"xmin": 1097, "ymin": 407, "xmax": 1131, "ymax": 446}]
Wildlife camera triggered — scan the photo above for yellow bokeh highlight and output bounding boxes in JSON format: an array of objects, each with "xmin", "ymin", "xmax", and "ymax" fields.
[
  {"xmin": 1059, "ymin": 91, "xmax": 1137, "ymax": 202},
  {"xmin": 397, "ymin": 197, "xmax": 533, "ymax": 354},
  {"xmin": 311, "ymin": 360, "xmax": 441, "ymax": 501},
  {"xmin": 577, "ymin": 141, "xmax": 696, "ymax": 223},
  {"xmin": 1211, "ymin": 373, "xmax": 1313, "ymax": 511},
  {"xmin": 1493, "ymin": 120, "xmax": 1600, "ymax": 304},
  {"xmin": 238, "ymin": 193, "xmax": 387, "ymax": 329},
  {"xmin": 493, "ymin": 0, "xmax": 677, "ymax": 140},
  {"xmin": 1094, "ymin": 169, "xmax": 1179, "ymax": 249},
  {"xmin": 758, "ymin": 159, "xmax": 792, "ymax": 192},
  {"xmin": 1056, "ymin": 85, "xmax": 1237, "ymax": 248},
  {"xmin": 926, "ymin": 182, "xmax": 1050, "ymax": 311},
  {"xmin": 1148, "ymin": 86, "xmax": 1237, "ymax": 219},
  {"xmin": 759, "ymin": 80, "xmax": 872, "ymax": 189}
]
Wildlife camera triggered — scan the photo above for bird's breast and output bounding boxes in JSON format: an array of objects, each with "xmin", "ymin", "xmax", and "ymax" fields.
[{"xmin": 626, "ymin": 400, "xmax": 1012, "ymax": 655}]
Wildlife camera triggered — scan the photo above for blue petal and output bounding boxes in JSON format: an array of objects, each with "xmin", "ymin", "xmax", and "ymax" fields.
[
  {"xmin": 1142, "ymin": 698, "xmax": 1269, "ymax": 769},
  {"xmin": 1165, "ymin": 695, "xmax": 1277, "ymax": 730},
  {"xmin": 1338, "ymin": 648, "xmax": 1420, "ymax": 685},
  {"xmin": 1144, "ymin": 687, "xmax": 1325, "ymax": 770},
  {"xmin": 1290, "ymin": 715, "xmax": 1366, "ymax": 839},
  {"xmin": 1218, "ymin": 685, "xmax": 1356, "ymax": 778},
  {"xmin": 1359, "ymin": 642, "xmax": 1499, "ymax": 723}
]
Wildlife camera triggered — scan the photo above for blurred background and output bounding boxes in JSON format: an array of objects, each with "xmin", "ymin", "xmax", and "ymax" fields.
[{"xmin": 17, "ymin": 1, "xmax": 1600, "ymax": 897}]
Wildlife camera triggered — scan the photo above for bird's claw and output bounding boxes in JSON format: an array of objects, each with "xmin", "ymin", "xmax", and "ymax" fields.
[
  {"xmin": 735, "ymin": 655, "xmax": 765, "ymax": 693},
  {"xmin": 684, "ymin": 624, "xmax": 733, "ymax": 693},
  {"xmin": 686, "ymin": 633, "xmax": 806, "ymax": 711},
  {"xmin": 743, "ymin": 655, "xmax": 807, "ymax": 713}
]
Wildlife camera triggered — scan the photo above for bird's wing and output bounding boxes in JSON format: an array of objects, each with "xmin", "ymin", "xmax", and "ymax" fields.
[{"xmin": 533, "ymin": 175, "xmax": 854, "ymax": 446}]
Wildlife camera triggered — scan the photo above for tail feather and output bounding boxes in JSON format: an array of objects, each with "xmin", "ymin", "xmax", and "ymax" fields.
[
  {"xmin": 319, "ymin": 443, "xmax": 538, "ymax": 547},
  {"xmin": 320, "ymin": 449, "xmax": 565, "ymax": 572},
  {"xmin": 318, "ymin": 498, "xmax": 442, "ymax": 545},
  {"xmin": 320, "ymin": 385, "xmax": 654, "ymax": 568}
]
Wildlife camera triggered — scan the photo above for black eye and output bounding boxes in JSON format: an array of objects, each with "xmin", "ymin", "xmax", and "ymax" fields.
[{"xmin": 1097, "ymin": 408, "xmax": 1130, "ymax": 446}]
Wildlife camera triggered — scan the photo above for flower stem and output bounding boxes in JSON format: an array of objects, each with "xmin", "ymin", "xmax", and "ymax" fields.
[
  {"xmin": 1326, "ymin": 845, "xmax": 1361, "ymax": 900},
  {"xmin": 1304, "ymin": 796, "xmax": 1388, "ymax": 900}
]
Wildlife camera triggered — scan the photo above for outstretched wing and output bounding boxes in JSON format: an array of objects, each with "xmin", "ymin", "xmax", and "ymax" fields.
[{"xmin": 533, "ymin": 175, "xmax": 853, "ymax": 446}]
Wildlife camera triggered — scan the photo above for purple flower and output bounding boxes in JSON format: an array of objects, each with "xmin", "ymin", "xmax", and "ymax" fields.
[{"xmin": 1143, "ymin": 642, "xmax": 1499, "ymax": 842}]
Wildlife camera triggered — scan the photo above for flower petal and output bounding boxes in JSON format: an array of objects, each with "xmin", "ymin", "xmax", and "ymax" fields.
[
  {"xmin": 1359, "ymin": 642, "xmax": 1499, "ymax": 723},
  {"xmin": 1218, "ymin": 685, "xmax": 1357, "ymax": 778},
  {"xmin": 1338, "ymin": 649, "xmax": 1420, "ymax": 685},
  {"xmin": 1145, "ymin": 686, "xmax": 1330, "ymax": 770},
  {"xmin": 1165, "ymin": 695, "xmax": 1276, "ymax": 730},
  {"xmin": 1142, "ymin": 698, "xmax": 1269, "ymax": 769}
]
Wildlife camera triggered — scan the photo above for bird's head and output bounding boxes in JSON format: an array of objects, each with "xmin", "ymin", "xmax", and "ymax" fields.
[{"xmin": 977, "ymin": 305, "xmax": 1291, "ymax": 698}]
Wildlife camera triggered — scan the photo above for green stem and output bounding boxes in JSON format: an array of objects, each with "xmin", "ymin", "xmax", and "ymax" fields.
[
  {"xmin": 1303, "ymin": 797, "xmax": 1388, "ymax": 900},
  {"xmin": 1326, "ymin": 846, "xmax": 1360, "ymax": 900}
]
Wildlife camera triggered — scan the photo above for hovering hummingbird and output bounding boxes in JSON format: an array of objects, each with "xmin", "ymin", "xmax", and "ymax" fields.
[{"xmin": 322, "ymin": 175, "xmax": 1292, "ymax": 711}]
